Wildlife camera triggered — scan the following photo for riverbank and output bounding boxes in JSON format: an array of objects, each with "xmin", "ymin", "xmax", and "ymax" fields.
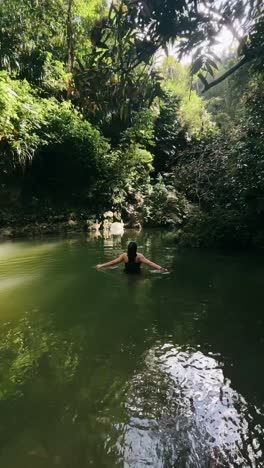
[
  {"xmin": 1, "ymin": 205, "xmax": 264, "ymax": 250},
  {"xmin": 0, "ymin": 207, "xmax": 142, "ymax": 240}
]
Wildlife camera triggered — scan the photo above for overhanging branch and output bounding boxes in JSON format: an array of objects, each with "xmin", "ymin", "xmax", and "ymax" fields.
[{"xmin": 201, "ymin": 55, "xmax": 249, "ymax": 93}]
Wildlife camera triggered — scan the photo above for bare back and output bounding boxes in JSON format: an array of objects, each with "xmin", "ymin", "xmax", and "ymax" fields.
[{"xmin": 123, "ymin": 253, "xmax": 143, "ymax": 264}]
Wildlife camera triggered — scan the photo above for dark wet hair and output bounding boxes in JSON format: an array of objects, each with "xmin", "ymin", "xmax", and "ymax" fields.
[{"xmin": 127, "ymin": 241, "xmax": 137, "ymax": 263}]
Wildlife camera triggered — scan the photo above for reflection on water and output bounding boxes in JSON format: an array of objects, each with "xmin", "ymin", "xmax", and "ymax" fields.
[
  {"xmin": 0, "ymin": 231, "xmax": 264, "ymax": 467},
  {"xmin": 122, "ymin": 344, "xmax": 263, "ymax": 467}
]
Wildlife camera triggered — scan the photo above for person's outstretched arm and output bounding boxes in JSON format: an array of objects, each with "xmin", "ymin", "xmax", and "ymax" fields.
[
  {"xmin": 96, "ymin": 254, "xmax": 124, "ymax": 270},
  {"xmin": 140, "ymin": 255, "xmax": 167, "ymax": 272}
]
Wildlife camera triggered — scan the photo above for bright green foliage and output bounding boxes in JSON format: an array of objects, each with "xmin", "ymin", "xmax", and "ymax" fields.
[
  {"xmin": 0, "ymin": 72, "xmax": 49, "ymax": 166},
  {"xmin": 204, "ymin": 55, "xmax": 252, "ymax": 128},
  {"xmin": 0, "ymin": 71, "xmax": 157, "ymax": 212},
  {"xmin": 0, "ymin": 0, "xmax": 65, "ymax": 80},
  {"xmin": 72, "ymin": 0, "xmax": 107, "ymax": 64},
  {"xmin": 98, "ymin": 109, "xmax": 157, "ymax": 215},
  {"xmin": 40, "ymin": 54, "xmax": 72, "ymax": 96},
  {"xmin": 161, "ymin": 57, "xmax": 215, "ymax": 139},
  {"xmin": 0, "ymin": 72, "xmax": 106, "ymax": 163},
  {"xmin": 101, "ymin": 144, "xmax": 154, "ymax": 214},
  {"xmin": 0, "ymin": 0, "xmax": 106, "ymax": 85},
  {"xmin": 153, "ymin": 57, "xmax": 216, "ymax": 174},
  {"xmin": 120, "ymin": 109, "xmax": 155, "ymax": 148},
  {"xmin": 0, "ymin": 72, "xmax": 112, "ymax": 203}
]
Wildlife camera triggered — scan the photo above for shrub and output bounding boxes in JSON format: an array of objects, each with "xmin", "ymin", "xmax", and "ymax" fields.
[{"xmin": 0, "ymin": 72, "xmax": 110, "ymax": 203}]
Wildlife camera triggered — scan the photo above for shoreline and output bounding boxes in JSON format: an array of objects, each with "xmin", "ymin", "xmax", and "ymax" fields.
[
  {"xmin": 1, "ymin": 213, "xmax": 264, "ymax": 251},
  {"xmin": 0, "ymin": 220, "xmax": 144, "ymax": 240}
]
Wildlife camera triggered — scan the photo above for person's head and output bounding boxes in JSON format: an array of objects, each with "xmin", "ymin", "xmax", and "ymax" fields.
[{"xmin": 127, "ymin": 241, "xmax": 137, "ymax": 262}]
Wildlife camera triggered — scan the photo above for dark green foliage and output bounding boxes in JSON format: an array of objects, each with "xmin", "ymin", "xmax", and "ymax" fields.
[
  {"xmin": 77, "ymin": 60, "xmax": 163, "ymax": 144},
  {"xmin": 172, "ymin": 71, "xmax": 264, "ymax": 247},
  {"xmin": 142, "ymin": 175, "xmax": 194, "ymax": 228},
  {"xmin": 175, "ymin": 209, "xmax": 252, "ymax": 249},
  {"xmin": 153, "ymin": 93, "xmax": 186, "ymax": 174},
  {"xmin": 29, "ymin": 109, "xmax": 110, "ymax": 204}
]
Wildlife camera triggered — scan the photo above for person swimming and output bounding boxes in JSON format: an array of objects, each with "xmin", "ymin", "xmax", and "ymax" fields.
[{"xmin": 96, "ymin": 241, "xmax": 167, "ymax": 273}]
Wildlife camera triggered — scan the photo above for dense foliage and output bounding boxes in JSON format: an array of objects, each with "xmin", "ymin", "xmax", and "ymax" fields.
[
  {"xmin": 0, "ymin": 0, "xmax": 263, "ymax": 247},
  {"xmin": 172, "ymin": 70, "xmax": 264, "ymax": 247}
]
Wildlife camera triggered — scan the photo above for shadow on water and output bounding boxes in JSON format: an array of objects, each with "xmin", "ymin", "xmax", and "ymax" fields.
[{"xmin": 0, "ymin": 230, "xmax": 264, "ymax": 467}]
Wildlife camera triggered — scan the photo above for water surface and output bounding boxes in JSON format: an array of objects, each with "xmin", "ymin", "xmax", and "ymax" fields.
[{"xmin": 0, "ymin": 230, "xmax": 264, "ymax": 467}]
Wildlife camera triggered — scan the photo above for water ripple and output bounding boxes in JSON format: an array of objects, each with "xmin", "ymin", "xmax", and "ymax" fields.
[{"xmin": 119, "ymin": 344, "xmax": 264, "ymax": 467}]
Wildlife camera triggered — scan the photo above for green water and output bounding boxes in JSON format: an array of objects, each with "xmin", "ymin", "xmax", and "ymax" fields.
[{"xmin": 0, "ymin": 229, "xmax": 264, "ymax": 467}]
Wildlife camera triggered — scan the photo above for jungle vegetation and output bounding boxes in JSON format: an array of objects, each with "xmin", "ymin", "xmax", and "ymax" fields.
[{"xmin": 0, "ymin": 0, "xmax": 263, "ymax": 247}]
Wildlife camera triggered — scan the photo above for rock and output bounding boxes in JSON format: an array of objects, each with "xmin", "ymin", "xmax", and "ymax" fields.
[
  {"xmin": 91, "ymin": 220, "xmax": 101, "ymax": 231},
  {"xmin": 110, "ymin": 221, "xmax": 124, "ymax": 235},
  {"xmin": 103, "ymin": 210, "xmax": 113, "ymax": 219},
  {"xmin": 0, "ymin": 228, "xmax": 13, "ymax": 238},
  {"xmin": 69, "ymin": 212, "xmax": 76, "ymax": 220},
  {"xmin": 85, "ymin": 219, "xmax": 102, "ymax": 231},
  {"xmin": 103, "ymin": 219, "xmax": 111, "ymax": 230},
  {"xmin": 68, "ymin": 219, "xmax": 77, "ymax": 227}
]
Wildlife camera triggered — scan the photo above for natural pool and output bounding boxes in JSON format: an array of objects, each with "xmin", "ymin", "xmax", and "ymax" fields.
[{"xmin": 0, "ymin": 229, "xmax": 263, "ymax": 467}]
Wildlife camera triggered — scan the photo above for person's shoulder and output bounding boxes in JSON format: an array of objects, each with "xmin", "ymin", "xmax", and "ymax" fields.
[{"xmin": 137, "ymin": 253, "xmax": 145, "ymax": 259}]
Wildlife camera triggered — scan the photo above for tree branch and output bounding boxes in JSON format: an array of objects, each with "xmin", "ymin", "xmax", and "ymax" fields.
[{"xmin": 202, "ymin": 55, "xmax": 249, "ymax": 93}]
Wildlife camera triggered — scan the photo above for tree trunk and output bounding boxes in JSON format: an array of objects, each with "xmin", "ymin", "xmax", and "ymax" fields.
[{"xmin": 66, "ymin": 0, "xmax": 74, "ymax": 73}]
